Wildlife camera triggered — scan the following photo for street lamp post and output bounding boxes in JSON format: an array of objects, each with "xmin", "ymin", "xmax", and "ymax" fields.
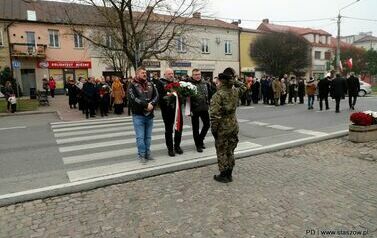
[{"xmin": 336, "ymin": 0, "xmax": 361, "ymax": 72}]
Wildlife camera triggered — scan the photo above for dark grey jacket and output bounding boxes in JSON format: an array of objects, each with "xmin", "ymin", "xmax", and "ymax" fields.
[{"xmin": 188, "ymin": 78, "xmax": 211, "ymax": 114}]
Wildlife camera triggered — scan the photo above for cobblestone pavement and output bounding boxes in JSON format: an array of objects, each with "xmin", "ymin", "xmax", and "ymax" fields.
[{"xmin": 1, "ymin": 137, "xmax": 377, "ymax": 238}]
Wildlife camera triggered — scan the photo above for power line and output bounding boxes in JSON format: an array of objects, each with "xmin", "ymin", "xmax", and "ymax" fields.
[
  {"xmin": 342, "ymin": 16, "xmax": 377, "ymax": 22},
  {"xmin": 201, "ymin": 15, "xmax": 334, "ymax": 23}
]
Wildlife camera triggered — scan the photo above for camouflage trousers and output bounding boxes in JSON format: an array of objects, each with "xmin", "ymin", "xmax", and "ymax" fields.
[{"xmin": 214, "ymin": 132, "xmax": 239, "ymax": 172}]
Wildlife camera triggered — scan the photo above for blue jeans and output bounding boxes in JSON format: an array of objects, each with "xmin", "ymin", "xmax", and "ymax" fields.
[
  {"xmin": 132, "ymin": 115, "xmax": 154, "ymax": 157},
  {"xmin": 308, "ymin": 95, "xmax": 315, "ymax": 109}
]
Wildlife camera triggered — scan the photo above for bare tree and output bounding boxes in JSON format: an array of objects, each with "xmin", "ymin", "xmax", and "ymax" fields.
[{"xmin": 65, "ymin": 0, "xmax": 206, "ymax": 71}]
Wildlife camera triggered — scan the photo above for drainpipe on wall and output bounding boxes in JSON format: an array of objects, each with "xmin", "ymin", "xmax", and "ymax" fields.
[{"xmin": 5, "ymin": 21, "xmax": 15, "ymax": 78}]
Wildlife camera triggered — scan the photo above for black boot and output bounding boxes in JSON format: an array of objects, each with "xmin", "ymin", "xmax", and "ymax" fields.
[
  {"xmin": 227, "ymin": 169, "xmax": 233, "ymax": 182},
  {"xmin": 168, "ymin": 150, "xmax": 175, "ymax": 157},
  {"xmin": 213, "ymin": 171, "xmax": 230, "ymax": 183}
]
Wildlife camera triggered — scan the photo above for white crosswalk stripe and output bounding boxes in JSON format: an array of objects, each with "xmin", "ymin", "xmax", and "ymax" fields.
[
  {"xmin": 67, "ymin": 141, "xmax": 260, "ymax": 182},
  {"xmin": 54, "ymin": 122, "xmax": 166, "ymax": 138},
  {"xmin": 51, "ymin": 117, "xmax": 262, "ymax": 182},
  {"xmin": 266, "ymin": 125, "xmax": 294, "ymax": 131}
]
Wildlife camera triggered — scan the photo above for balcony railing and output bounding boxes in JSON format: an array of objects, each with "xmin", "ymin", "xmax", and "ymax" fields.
[{"xmin": 10, "ymin": 43, "xmax": 47, "ymax": 58}]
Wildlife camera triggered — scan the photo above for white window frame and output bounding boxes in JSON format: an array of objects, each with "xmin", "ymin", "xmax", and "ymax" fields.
[
  {"xmin": 74, "ymin": 33, "xmax": 84, "ymax": 48},
  {"xmin": 225, "ymin": 40, "xmax": 232, "ymax": 55},
  {"xmin": 0, "ymin": 28, "xmax": 4, "ymax": 47},
  {"xmin": 48, "ymin": 29, "xmax": 60, "ymax": 48},
  {"xmin": 201, "ymin": 38, "xmax": 209, "ymax": 54},
  {"xmin": 314, "ymin": 51, "xmax": 321, "ymax": 60},
  {"xmin": 177, "ymin": 36, "xmax": 186, "ymax": 53}
]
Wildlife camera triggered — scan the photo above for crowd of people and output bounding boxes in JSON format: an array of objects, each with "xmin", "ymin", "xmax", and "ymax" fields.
[
  {"xmin": 61, "ymin": 76, "xmax": 132, "ymax": 119},
  {"xmin": 237, "ymin": 71, "xmax": 361, "ymax": 113}
]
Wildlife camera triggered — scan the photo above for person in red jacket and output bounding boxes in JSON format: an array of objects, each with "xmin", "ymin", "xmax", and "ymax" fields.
[{"xmin": 48, "ymin": 76, "xmax": 56, "ymax": 98}]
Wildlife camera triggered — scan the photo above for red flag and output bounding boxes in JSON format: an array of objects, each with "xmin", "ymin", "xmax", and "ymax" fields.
[{"xmin": 346, "ymin": 58, "xmax": 353, "ymax": 69}]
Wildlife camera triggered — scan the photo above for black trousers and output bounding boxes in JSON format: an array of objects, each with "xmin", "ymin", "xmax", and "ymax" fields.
[
  {"xmin": 191, "ymin": 110, "xmax": 210, "ymax": 148},
  {"xmin": 335, "ymin": 97, "xmax": 341, "ymax": 112},
  {"xmin": 162, "ymin": 108, "xmax": 182, "ymax": 151},
  {"xmin": 280, "ymin": 94, "xmax": 287, "ymax": 105},
  {"xmin": 319, "ymin": 95, "xmax": 329, "ymax": 110},
  {"xmin": 298, "ymin": 94, "xmax": 304, "ymax": 104},
  {"xmin": 348, "ymin": 94, "xmax": 357, "ymax": 108},
  {"xmin": 99, "ymin": 96, "xmax": 110, "ymax": 116},
  {"xmin": 85, "ymin": 100, "xmax": 96, "ymax": 117},
  {"xmin": 288, "ymin": 91, "xmax": 297, "ymax": 103}
]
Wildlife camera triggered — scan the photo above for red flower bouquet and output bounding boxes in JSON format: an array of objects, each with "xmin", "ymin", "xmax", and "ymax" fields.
[
  {"xmin": 350, "ymin": 112, "xmax": 374, "ymax": 126},
  {"xmin": 164, "ymin": 82, "xmax": 181, "ymax": 92}
]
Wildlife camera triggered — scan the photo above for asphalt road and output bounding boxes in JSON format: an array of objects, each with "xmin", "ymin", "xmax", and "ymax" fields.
[{"xmin": 0, "ymin": 96, "xmax": 376, "ymax": 197}]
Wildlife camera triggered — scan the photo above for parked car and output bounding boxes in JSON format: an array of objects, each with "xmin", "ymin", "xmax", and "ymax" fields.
[{"xmin": 359, "ymin": 80, "xmax": 372, "ymax": 97}]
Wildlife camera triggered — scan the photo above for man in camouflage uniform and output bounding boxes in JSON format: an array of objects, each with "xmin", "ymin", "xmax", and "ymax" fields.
[{"xmin": 210, "ymin": 68, "xmax": 247, "ymax": 183}]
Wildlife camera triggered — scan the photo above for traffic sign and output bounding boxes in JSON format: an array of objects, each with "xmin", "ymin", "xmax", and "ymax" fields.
[{"xmin": 12, "ymin": 60, "xmax": 21, "ymax": 69}]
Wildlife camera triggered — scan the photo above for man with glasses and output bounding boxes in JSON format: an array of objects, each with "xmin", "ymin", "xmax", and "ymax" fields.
[{"xmin": 188, "ymin": 69, "xmax": 212, "ymax": 152}]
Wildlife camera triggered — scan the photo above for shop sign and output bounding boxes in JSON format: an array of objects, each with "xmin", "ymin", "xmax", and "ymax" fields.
[
  {"xmin": 195, "ymin": 64, "xmax": 215, "ymax": 70},
  {"xmin": 38, "ymin": 61, "xmax": 92, "ymax": 69},
  {"xmin": 170, "ymin": 61, "xmax": 191, "ymax": 68},
  {"xmin": 241, "ymin": 67, "xmax": 255, "ymax": 73},
  {"xmin": 142, "ymin": 61, "xmax": 161, "ymax": 68}
]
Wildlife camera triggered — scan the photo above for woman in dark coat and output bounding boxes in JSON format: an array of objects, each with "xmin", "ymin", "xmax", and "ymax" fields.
[
  {"xmin": 3, "ymin": 81, "xmax": 14, "ymax": 112},
  {"xmin": 67, "ymin": 77, "xmax": 78, "ymax": 109}
]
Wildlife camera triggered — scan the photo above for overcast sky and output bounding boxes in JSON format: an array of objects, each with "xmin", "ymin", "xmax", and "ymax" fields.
[{"xmin": 206, "ymin": 0, "xmax": 376, "ymax": 37}]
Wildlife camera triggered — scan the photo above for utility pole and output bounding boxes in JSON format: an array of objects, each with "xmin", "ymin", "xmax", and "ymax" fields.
[
  {"xmin": 336, "ymin": 13, "xmax": 341, "ymax": 72},
  {"xmin": 336, "ymin": 0, "xmax": 361, "ymax": 72}
]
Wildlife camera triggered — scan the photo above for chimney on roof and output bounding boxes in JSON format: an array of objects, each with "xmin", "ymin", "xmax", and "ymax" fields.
[
  {"xmin": 262, "ymin": 18, "xmax": 269, "ymax": 24},
  {"xmin": 231, "ymin": 19, "xmax": 241, "ymax": 26},
  {"xmin": 193, "ymin": 12, "xmax": 201, "ymax": 19}
]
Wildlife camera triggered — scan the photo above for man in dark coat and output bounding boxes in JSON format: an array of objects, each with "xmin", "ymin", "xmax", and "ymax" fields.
[
  {"xmin": 155, "ymin": 68, "xmax": 184, "ymax": 157},
  {"xmin": 317, "ymin": 73, "xmax": 331, "ymax": 111},
  {"xmin": 82, "ymin": 77, "xmax": 98, "ymax": 118},
  {"xmin": 330, "ymin": 73, "xmax": 347, "ymax": 113},
  {"xmin": 297, "ymin": 78, "xmax": 305, "ymax": 104},
  {"xmin": 251, "ymin": 78, "xmax": 260, "ymax": 104},
  {"xmin": 346, "ymin": 72, "xmax": 360, "ymax": 110},
  {"xmin": 188, "ymin": 69, "xmax": 211, "ymax": 152}
]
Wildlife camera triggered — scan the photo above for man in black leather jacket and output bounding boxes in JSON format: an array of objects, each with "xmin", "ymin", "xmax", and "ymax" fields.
[{"xmin": 128, "ymin": 67, "xmax": 159, "ymax": 163}]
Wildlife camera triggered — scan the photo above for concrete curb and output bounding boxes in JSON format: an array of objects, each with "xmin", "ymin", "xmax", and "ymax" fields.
[
  {"xmin": 0, "ymin": 110, "xmax": 64, "ymax": 120},
  {"xmin": 0, "ymin": 130, "xmax": 349, "ymax": 207}
]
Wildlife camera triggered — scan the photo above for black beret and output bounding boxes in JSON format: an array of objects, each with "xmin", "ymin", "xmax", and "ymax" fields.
[{"xmin": 218, "ymin": 73, "xmax": 232, "ymax": 81}]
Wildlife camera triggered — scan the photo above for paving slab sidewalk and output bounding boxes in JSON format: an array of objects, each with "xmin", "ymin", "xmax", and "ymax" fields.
[{"xmin": 0, "ymin": 137, "xmax": 376, "ymax": 238}]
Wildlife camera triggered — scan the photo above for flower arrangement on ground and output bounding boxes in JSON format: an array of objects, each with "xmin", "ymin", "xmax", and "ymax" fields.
[{"xmin": 350, "ymin": 111, "xmax": 377, "ymax": 126}]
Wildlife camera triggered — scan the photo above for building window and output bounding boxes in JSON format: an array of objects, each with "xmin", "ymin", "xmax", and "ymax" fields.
[
  {"xmin": 201, "ymin": 38, "xmax": 209, "ymax": 53},
  {"xmin": 225, "ymin": 40, "xmax": 232, "ymax": 54},
  {"xmin": 105, "ymin": 35, "xmax": 113, "ymax": 48},
  {"xmin": 48, "ymin": 30, "xmax": 60, "ymax": 48},
  {"xmin": 314, "ymin": 51, "xmax": 321, "ymax": 60},
  {"xmin": 324, "ymin": 51, "xmax": 331, "ymax": 60},
  {"xmin": 177, "ymin": 36, "xmax": 186, "ymax": 53},
  {"xmin": 74, "ymin": 33, "xmax": 84, "ymax": 48},
  {"xmin": 0, "ymin": 28, "xmax": 5, "ymax": 47}
]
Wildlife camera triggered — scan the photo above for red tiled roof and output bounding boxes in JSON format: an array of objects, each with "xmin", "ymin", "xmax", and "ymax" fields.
[
  {"xmin": 0, "ymin": 0, "xmax": 239, "ymax": 30},
  {"xmin": 330, "ymin": 37, "xmax": 353, "ymax": 48},
  {"xmin": 257, "ymin": 22, "xmax": 331, "ymax": 36}
]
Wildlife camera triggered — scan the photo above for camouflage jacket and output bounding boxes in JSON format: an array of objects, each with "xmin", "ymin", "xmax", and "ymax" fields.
[{"xmin": 210, "ymin": 80, "xmax": 247, "ymax": 136}]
